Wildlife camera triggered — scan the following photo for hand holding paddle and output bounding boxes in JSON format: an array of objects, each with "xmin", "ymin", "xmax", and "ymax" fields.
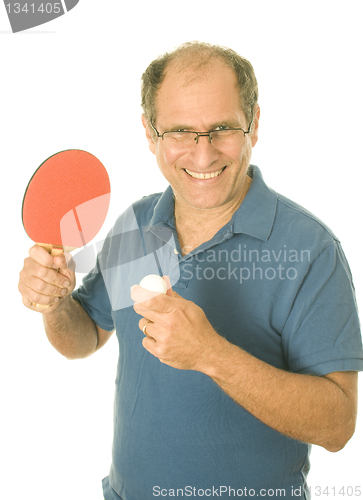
[
  {"xmin": 19, "ymin": 149, "xmax": 110, "ymax": 310},
  {"xmin": 19, "ymin": 245, "xmax": 76, "ymax": 312}
]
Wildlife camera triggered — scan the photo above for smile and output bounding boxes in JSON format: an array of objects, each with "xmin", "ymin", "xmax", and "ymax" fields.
[{"xmin": 184, "ymin": 167, "xmax": 226, "ymax": 180}]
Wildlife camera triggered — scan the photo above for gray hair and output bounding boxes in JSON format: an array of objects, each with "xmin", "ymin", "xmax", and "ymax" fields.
[{"xmin": 141, "ymin": 41, "xmax": 258, "ymax": 132}]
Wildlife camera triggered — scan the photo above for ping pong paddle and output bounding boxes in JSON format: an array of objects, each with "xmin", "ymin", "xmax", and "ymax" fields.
[{"xmin": 22, "ymin": 149, "xmax": 110, "ymax": 308}]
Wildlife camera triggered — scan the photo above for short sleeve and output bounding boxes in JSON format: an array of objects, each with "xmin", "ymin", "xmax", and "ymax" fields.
[
  {"xmin": 282, "ymin": 239, "xmax": 363, "ymax": 375},
  {"xmin": 72, "ymin": 256, "xmax": 115, "ymax": 332}
]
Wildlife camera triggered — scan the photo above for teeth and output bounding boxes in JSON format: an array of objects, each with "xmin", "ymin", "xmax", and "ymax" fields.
[{"xmin": 184, "ymin": 167, "xmax": 225, "ymax": 179}]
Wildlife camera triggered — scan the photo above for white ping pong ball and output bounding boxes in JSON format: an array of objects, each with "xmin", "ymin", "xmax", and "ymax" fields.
[{"xmin": 139, "ymin": 274, "xmax": 167, "ymax": 294}]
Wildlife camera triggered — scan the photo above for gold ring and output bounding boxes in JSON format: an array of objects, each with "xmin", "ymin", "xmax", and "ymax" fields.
[{"xmin": 143, "ymin": 320, "xmax": 152, "ymax": 335}]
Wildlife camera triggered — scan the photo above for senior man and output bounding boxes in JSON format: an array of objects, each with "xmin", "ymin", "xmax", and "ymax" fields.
[{"xmin": 19, "ymin": 42, "xmax": 363, "ymax": 499}]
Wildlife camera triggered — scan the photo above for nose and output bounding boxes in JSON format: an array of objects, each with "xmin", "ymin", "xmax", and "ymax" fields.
[
  {"xmin": 194, "ymin": 132, "xmax": 212, "ymax": 144},
  {"xmin": 188, "ymin": 134, "xmax": 220, "ymax": 168}
]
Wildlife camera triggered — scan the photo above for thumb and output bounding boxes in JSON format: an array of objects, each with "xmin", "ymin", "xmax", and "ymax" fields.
[
  {"xmin": 163, "ymin": 275, "xmax": 181, "ymax": 298},
  {"xmin": 53, "ymin": 251, "xmax": 75, "ymax": 279}
]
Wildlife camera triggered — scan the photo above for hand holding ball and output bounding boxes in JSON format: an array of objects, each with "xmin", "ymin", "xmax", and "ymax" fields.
[
  {"xmin": 139, "ymin": 274, "xmax": 167, "ymax": 295},
  {"xmin": 137, "ymin": 275, "xmax": 167, "ymax": 337}
]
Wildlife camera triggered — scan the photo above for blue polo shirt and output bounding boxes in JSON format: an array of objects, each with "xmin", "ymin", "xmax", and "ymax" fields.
[{"xmin": 72, "ymin": 166, "xmax": 363, "ymax": 500}]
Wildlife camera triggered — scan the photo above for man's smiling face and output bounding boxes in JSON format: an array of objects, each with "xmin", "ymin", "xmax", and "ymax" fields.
[{"xmin": 143, "ymin": 58, "xmax": 259, "ymax": 214}]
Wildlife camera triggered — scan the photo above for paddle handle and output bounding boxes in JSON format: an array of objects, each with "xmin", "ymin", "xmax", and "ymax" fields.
[
  {"xmin": 32, "ymin": 243, "xmax": 66, "ymax": 309},
  {"xmin": 37, "ymin": 243, "xmax": 64, "ymax": 256}
]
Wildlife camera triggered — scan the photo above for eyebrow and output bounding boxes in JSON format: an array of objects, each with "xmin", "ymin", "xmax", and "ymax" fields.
[
  {"xmin": 164, "ymin": 119, "xmax": 243, "ymax": 132},
  {"xmin": 209, "ymin": 119, "xmax": 242, "ymax": 129},
  {"xmin": 166, "ymin": 124, "xmax": 193, "ymax": 132}
]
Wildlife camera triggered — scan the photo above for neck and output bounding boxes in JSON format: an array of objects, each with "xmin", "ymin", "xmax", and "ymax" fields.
[{"xmin": 174, "ymin": 174, "xmax": 252, "ymax": 255}]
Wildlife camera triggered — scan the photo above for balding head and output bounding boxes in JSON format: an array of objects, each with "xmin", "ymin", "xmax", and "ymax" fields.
[{"xmin": 141, "ymin": 41, "xmax": 258, "ymax": 131}]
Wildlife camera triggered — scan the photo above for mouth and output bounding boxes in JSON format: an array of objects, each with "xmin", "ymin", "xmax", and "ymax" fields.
[{"xmin": 183, "ymin": 166, "xmax": 227, "ymax": 180}]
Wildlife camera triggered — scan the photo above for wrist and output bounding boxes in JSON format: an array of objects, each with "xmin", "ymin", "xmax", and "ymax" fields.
[
  {"xmin": 196, "ymin": 332, "xmax": 240, "ymax": 380},
  {"xmin": 42, "ymin": 293, "xmax": 72, "ymax": 316}
]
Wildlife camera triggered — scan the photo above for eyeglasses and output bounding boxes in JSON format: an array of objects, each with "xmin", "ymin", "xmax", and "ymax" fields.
[{"xmin": 150, "ymin": 114, "xmax": 253, "ymax": 149}]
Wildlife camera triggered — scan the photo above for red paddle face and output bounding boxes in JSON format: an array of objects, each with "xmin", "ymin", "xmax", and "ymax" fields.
[{"xmin": 22, "ymin": 150, "xmax": 110, "ymax": 250}]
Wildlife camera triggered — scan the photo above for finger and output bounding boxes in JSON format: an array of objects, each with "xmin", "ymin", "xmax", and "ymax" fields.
[
  {"xmin": 162, "ymin": 276, "xmax": 181, "ymax": 299},
  {"xmin": 163, "ymin": 275, "xmax": 173, "ymax": 297},
  {"xmin": 52, "ymin": 252, "xmax": 76, "ymax": 281},
  {"xmin": 130, "ymin": 284, "xmax": 166, "ymax": 305},
  {"xmin": 139, "ymin": 318, "xmax": 155, "ymax": 338},
  {"xmin": 142, "ymin": 335, "xmax": 157, "ymax": 353},
  {"xmin": 24, "ymin": 274, "xmax": 70, "ymax": 298},
  {"xmin": 133, "ymin": 300, "xmax": 171, "ymax": 325},
  {"xmin": 22, "ymin": 294, "xmax": 64, "ymax": 313},
  {"xmin": 29, "ymin": 245, "xmax": 57, "ymax": 269},
  {"xmin": 22, "ymin": 295, "xmax": 53, "ymax": 312},
  {"xmin": 53, "ymin": 251, "xmax": 73, "ymax": 270},
  {"xmin": 29, "ymin": 245, "xmax": 75, "ymax": 280},
  {"xmin": 22, "ymin": 296, "xmax": 42, "ymax": 311},
  {"xmin": 20, "ymin": 259, "xmax": 67, "ymax": 294},
  {"xmin": 29, "ymin": 260, "xmax": 72, "ymax": 289},
  {"xmin": 19, "ymin": 271, "xmax": 64, "ymax": 302},
  {"xmin": 21, "ymin": 287, "xmax": 61, "ymax": 308}
]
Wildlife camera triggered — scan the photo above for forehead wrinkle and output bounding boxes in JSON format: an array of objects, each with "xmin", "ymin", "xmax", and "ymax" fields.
[
  {"xmin": 169, "ymin": 51, "xmax": 212, "ymax": 73},
  {"xmin": 181, "ymin": 70, "xmax": 205, "ymax": 87},
  {"xmin": 155, "ymin": 59, "xmax": 244, "ymax": 127},
  {"xmin": 165, "ymin": 66, "xmax": 210, "ymax": 89},
  {"xmin": 161, "ymin": 60, "xmax": 240, "ymax": 105},
  {"xmin": 165, "ymin": 56, "xmax": 227, "ymax": 88}
]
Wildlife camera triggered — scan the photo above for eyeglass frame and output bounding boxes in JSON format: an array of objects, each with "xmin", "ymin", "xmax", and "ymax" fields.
[{"xmin": 149, "ymin": 112, "xmax": 254, "ymax": 145}]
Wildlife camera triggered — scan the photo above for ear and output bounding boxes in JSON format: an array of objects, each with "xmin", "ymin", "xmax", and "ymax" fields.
[
  {"xmin": 251, "ymin": 104, "xmax": 260, "ymax": 148},
  {"xmin": 142, "ymin": 114, "xmax": 156, "ymax": 155}
]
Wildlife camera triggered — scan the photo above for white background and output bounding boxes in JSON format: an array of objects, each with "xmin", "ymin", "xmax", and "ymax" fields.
[{"xmin": 1, "ymin": 1, "xmax": 362, "ymax": 498}]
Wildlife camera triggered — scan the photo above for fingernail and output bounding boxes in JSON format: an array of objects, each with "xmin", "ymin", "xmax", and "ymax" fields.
[{"xmin": 63, "ymin": 281, "xmax": 70, "ymax": 288}]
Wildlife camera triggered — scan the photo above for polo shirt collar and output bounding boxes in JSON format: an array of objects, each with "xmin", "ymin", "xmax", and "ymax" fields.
[
  {"xmin": 146, "ymin": 185, "xmax": 175, "ymax": 229},
  {"xmin": 232, "ymin": 165, "xmax": 277, "ymax": 241},
  {"xmin": 146, "ymin": 165, "xmax": 277, "ymax": 242}
]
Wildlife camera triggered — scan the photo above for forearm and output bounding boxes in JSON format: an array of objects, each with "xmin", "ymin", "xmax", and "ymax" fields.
[
  {"xmin": 201, "ymin": 337, "xmax": 355, "ymax": 452},
  {"xmin": 43, "ymin": 295, "xmax": 99, "ymax": 360},
  {"xmin": 131, "ymin": 288, "xmax": 357, "ymax": 451}
]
